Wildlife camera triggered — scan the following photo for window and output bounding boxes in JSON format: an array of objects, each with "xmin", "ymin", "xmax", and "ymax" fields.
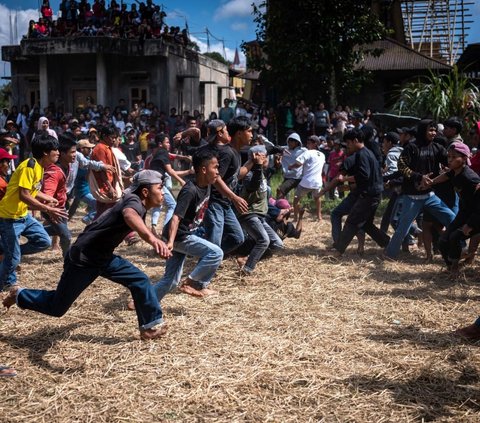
[{"xmin": 130, "ymin": 87, "xmax": 148, "ymax": 108}]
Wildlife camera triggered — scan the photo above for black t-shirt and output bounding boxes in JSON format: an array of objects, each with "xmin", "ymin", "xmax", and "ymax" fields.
[
  {"xmin": 69, "ymin": 193, "xmax": 146, "ymax": 266},
  {"xmin": 149, "ymin": 148, "xmax": 170, "ymax": 176},
  {"xmin": 162, "ymin": 181, "xmax": 210, "ymax": 241},
  {"xmin": 120, "ymin": 142, "xmax": 141, "ymax": 163},
  {"xmin": 447, "ymin": 166, "xmax": 480, "ymax": 214},
  {"xmin": 342, "ymin": 147, "xmax": 383, "ymax": 196},
  {"xmin": 198, "ymin": 143, "xmax": 240, "ymax": 206}
]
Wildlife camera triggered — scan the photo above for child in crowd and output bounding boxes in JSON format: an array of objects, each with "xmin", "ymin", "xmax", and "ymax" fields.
[{"xmin": 237, "ymin": 145, "xmax": 283, "ymax": 275}]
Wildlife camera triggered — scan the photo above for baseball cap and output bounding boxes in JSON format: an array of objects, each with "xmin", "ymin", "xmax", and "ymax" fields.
[
  {"xmin": 352, "ymin": 111, "xmax": 363, "ymax": 120},
  {"xmin": 77, "ymin": 139, "xmax": 96, "ymax": 148},
  {"xmin": 384, "ymin": 131, "xmax": 400, "ymax": 144},
  {"xmin": 0, "ymin": 147, "xmax": 17, "ymax": 160},
  {"xmin": 444, "ymin": 117, "xmax": 463, "ymax": 133},
  {"xmin": 206, "ymin": 119, "xmax": 226, "ymax": 143},
  {"xmin": 88, "ymin": 127, "xmax": 98, "ymax": 133},
  {"xmin": 125, "ymin": 170, "xmax": 164, "ymax": 194},
  {"xmin": 449, "ymin": 141, "xmax": 471, "ymax": 166},
  {"xmin": 275, "ymin": 199, "xmax": 291, "ymax": 209}
]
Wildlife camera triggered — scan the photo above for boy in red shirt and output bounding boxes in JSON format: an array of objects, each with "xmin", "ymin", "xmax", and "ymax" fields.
[{"xmin": 41, "ymin": 137, "xmax": 77, "ymax": 256}]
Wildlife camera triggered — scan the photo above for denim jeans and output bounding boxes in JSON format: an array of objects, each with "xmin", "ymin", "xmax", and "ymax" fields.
[
  {"xmin": 16, "ymin": 254, "xmax": 164, "ymax": 330},
  {"xmin": 151, "ymin": 186, "xmax": 176, "ymax": 227},
  {"xmin": 438, "ymin": 211, "xmax": 480, "ymax": 265},
  {"xmin": 43, "ymin": 215, "xmax": 72, "ymax": 257},
  {"xmin": 69, "ymin": 193, "xmax": 97, "ymax": 223},
  {"xmin": 204, "ymin": 201, "xmax": 245, "ymax": 254},
  {"xmin": 0, "ymin": 214, "xmax": 51, "ymax": 291},
  {"xmin": 239, "ymin": 214, "xmax": 283, "ymax": 273},
  {"xmin": 330, "ymin": 193, "xmax": 358, "ymax": 245},
  {"xmin": 154, "ymin": 232, "xmax": 223, "ymax": 300},
  {"xmin": 385, "ymin": 193, "xmax": 456, "ymax": 258}
]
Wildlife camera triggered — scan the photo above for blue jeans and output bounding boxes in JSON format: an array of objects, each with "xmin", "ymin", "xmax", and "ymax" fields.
[
  {"xmin": 385, "ymin": 193, "xmax": 456, "ymax": 258},
  {"xmin": 151, "ymin": 187, "xmax": 176, "ymax": 226},
  {"xmin": 330, "ymin": 193, "xmax": 358, "ymax": 245},
  {"xmin": 16, "ymin": 254, "xmax": 164, "ymax": 330},
  {"xmin": 43, "ymin": 215, "xmax": 72, "ymax": 257},
  {"xmin": 0, "ymin": 214, "xmax": 51, "ymax": 291},
  {"xmin": 204, "ymin": 201, "xmax": 245, "ymax": 254},
  {"xmin": 239, "ymin": 214, "xmax": 283, "ymax": 273},
  {"xmin": 69, "ymin": 193, "xmax": 97, "ymax": 223},
  {"xmin": 154, "ymin": 232, "xmax": 223, "ymax": 300}
]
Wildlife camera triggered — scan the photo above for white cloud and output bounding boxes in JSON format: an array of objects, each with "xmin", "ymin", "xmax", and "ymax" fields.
[
  {"xmin": 0, "ymin": 5, "xmax": 40, "ymax": 78},
  {"xmin": 214, "ymin": 0, "xmax": 261, "ymax": 21},
  {"xmin": 231, "ymin": 22, "xmax": 247, "ymax": 31}
]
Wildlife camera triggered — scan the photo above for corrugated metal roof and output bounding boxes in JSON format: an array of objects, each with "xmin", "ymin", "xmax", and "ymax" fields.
[{"xmin": 357, "ymin": 38, "xmax": 452, "ymax": 71}]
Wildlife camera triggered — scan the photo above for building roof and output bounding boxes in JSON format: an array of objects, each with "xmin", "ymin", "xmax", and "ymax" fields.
[
  {"xmin": 457, "ymin": 43, "xmax": 480, "ymax": 69},
  {"xmin": 357, "ymin": 38, "xmax": 452, "ymax": 71}
]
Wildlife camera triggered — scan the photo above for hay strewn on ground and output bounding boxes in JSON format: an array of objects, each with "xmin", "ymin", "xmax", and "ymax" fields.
[{"xmin": 1, "ymin": 212, "xmax": 480, "ymax": 422}]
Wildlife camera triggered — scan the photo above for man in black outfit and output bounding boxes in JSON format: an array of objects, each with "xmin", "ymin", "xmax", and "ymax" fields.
[{"xmin": 327, "ymin": 129, "xmax": 390, "ymax": 255}]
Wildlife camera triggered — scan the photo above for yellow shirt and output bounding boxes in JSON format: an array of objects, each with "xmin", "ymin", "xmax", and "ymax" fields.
[{"xmin": 0, "ymin": 158, "xmax": 43, "ymax": 219}]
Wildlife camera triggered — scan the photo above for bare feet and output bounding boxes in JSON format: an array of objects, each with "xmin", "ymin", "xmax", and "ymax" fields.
[
  {"xmin": 179, "ymin": 279, "xmax": 205, "ymax": 298},
  {"xmin": 2, "ymin": 286, "xmax": 19, "ymax": 309},
  {"xmin": 140, "ymin": 323, "xmax": 168, "ymax": 340},
  {"xmin": 236, "ymin": 256, "xmax": 248, "ymax": 269},
  {"xmin": 126, "ymin": 299, "xmax": 135, "ymax": 311},
  {"xmin": 199, "ymin": 287, "xmax": 218, "ymax": 296},
  {"xmin": 462, "ymin": 252, "xmax": 476, "ymax": 266},
  {"xmin": 0, "ymin": 366, "xmax": 17, "ymax": 377}
]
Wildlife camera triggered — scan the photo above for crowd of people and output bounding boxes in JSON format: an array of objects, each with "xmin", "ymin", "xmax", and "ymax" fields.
[
  {"xmin": 27, "ymin": 0, "xmax": 192, "ymax": 49},
  {"xmin": 1, "ymin": 96, "xmax": 480, "ymax": 377}
]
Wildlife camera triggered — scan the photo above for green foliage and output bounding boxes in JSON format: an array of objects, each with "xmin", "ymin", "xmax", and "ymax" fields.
[
  {"xmin": 245, "ymin": 0, "xmax": 386, "ymax": 104},
  {"xmin": 0, "ymin": 83, "xmax": 11, "ymax": 110},
  {"xmin": 188, "ymin": 40, "xmax": 201, "ymax": 52},
  {"xmin": 391, "ymin": 66, "xmax": 480, "ymax": 126},
  {"xmin": 203, "ymin": 51, "xmax": 231, "ymax": 66}
]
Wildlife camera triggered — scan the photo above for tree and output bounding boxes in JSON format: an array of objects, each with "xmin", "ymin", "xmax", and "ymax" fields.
[
  {"xmin": 203, "ymin": 51, "xmax": 231, "ymax": 66},
  {"xmin": 246, "ymin": 0, "xmax": 386, "ymax": 106},
  {"xmin": 391, "ymin": 67, "xmax": 480, "ymax": 128},
  {"xmin": 0, "ymin": 83, "xmax": 11, "ymax": 110}
]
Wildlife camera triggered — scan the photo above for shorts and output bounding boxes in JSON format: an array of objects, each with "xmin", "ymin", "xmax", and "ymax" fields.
[
  {"xmin": 278, "ymin": 178, "xmax": 301, "ymax": 195},
  {"xmin": 295, "ymin": 185, "xmax": 323, "ymax": 199}
]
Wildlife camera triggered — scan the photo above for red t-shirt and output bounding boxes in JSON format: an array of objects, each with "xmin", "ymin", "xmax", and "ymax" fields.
[
  {"xmin": 42, "ymin": 163, "xmax": 68, "ymax": 208},
  {"xmin": 470, "ymin": 152, "xmax": 480, "ymax": 176},
  {"xmin": 0, "ymin": 176, "xmax": 8, "ymax": 201}
]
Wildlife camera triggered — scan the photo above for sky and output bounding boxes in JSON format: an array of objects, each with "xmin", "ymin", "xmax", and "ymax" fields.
[
  {"xmin": 0, "ymin": 0, "xmax": 262, "ymax": 77},
  {"xmin": 0, "ymin": 0, "xmax": 479, "ymax": 78}
]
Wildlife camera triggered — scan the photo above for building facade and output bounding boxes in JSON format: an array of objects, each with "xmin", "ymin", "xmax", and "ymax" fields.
[{"xmin": 2, "ymin": 37, "xmax": 230, "ymax": 114}]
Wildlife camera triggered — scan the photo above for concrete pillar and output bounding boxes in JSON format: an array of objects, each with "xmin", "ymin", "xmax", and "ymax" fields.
[
  {"xmin": 96, "ymin": 53, "xmax": 107, "ymax": 106},
  {"xmin": 39, "ymin": 56, "xmax": 48, "ymax": 111}
]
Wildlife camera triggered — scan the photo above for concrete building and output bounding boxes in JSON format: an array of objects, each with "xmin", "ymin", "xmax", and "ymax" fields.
[{"xmin": 2, "ymin": 37, "xmax": 230, "ymax": 114}]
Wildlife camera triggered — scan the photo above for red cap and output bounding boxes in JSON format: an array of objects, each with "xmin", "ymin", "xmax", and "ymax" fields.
[{"xmin": 0, "ymin": 148, "xmax": 18, "ymax": 160}]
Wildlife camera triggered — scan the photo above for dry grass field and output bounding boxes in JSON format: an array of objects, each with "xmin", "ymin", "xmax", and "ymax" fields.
[{"xmin": 1, "ymin": 212, "xmax": 480, "ymax": 422}]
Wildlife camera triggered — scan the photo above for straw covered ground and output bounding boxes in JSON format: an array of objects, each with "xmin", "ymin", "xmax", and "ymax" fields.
[{"xmin": 1, "ymin": 212, "xmax": 480, "ymax": 422}]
